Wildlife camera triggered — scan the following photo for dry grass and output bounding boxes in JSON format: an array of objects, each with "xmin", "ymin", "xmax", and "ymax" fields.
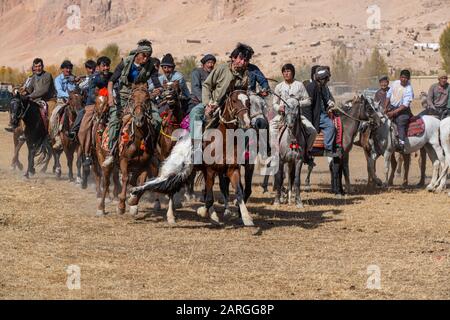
[{"xmin": 0, "ymin": 110, "xmax": 449, "ymax": 300}]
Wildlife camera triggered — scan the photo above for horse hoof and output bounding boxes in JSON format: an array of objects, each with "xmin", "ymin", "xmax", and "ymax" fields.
[
  {"xmin": 174, "ymin": 201, "xmax": 183, "ymax": 210},
  {"xmin": 273, "ymin": 199, "xmax": 281, "ymax": 206},
  {"xmin": 210, "ymin": 211, "xmax": 221, "ymax": 225},
  {"xmin": 116, "ymin": 207, "xmax": 126, "ymax": 215},
  {"xmin": 224, "ymin": 209, "xmax": 233, "ymax": 219},
  {"xmin": 75, "ymin": 177, "xmax": 82, "ymax": 185},
  {"xmin": 96, "ymin": 209, "xmax": 105, "ymax": 216},
  {"xmin": 167, "ymin": 216, "xmax": 176, "ymax": 225},
  {"xmin": 296, "ymin": 202, "xmax": 304, "ymax": 209},
  {"xmin": 128, "ymin": 194, "xmax": 138, "ymax": 206},
  {"xmin": 129, "ymin": 205, "xmax": 139, "ymax": 216},
  {"xmin": 304, "ymin": 185, "xmax": 312, "ymax": 192},
  {"xmin": 197, "ymin": 206, "xmax": 208, "ymax": 218},
  {"xmin": 242, "ymin": 217, "xmax": 255, "ymax": 227},
  {"xmin": 335, "ymin": 194, "xmax": 343, "ymax": 200},
  {"xmin": 153, "ymin": 200, "xmax": 161, "ymax": 211},
  {"xmin": 426, "ymin": 185, "xmax": 434, "ymax": 192}
]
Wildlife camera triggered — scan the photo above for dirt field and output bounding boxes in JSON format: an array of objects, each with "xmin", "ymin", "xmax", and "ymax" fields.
[{"xmin": 0, "ymin": 109, "xmax": 449, "ymax": 300}]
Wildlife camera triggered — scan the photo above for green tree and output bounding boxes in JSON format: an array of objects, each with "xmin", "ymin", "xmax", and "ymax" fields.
[
  {"xmin": 331, "ymin": 45, "xmax": 353, "ymax": 83},
  {"xmin": 439, "ymin": 23, "xmax": 450, "ymax": 73},
  {"xmin": 359, "ymin": 48, "xmax": 389, "ymax": 87},
  {"xmin": 178, "ymin": 56, "xmax": 197, "ymax": 80}
]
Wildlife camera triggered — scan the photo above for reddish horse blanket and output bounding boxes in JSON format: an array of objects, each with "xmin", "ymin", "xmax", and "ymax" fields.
[
  {"xmin": 407, "ymin": 116, "xmax": 425, "ymax": 137},
  {"xmin": 312, "ymin": 116, "xmax": 343, "ymax": 149}
]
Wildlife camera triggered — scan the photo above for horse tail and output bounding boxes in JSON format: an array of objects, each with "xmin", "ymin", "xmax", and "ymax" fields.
[
  {"xmin": 130, "ymin": 135, "xmax": 193, "ymax": 195},
  {"xmin": 36, "ymin": 136, "xmax": 53, "ymax": 167}
]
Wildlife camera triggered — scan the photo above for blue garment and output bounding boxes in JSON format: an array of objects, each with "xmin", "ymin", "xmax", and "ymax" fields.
[
  {"xmin": 248, "ymin": 64, "xmax": 270, "ymax": 92},
  {"xmin": 319, "ymin": 112, "xmax": 336, "ymax": 152},
  {"xmin": 148, "ymin": 71, "xmax": 191, "ymax": 99},
  {"xmin": 85, "ymin": 72, "xmax": 112, "ymax": 105},
  {"xmin": 54, "ymin": 73, "xmax": 76, "ymax": 99},
  {"xmin": 128, "ymin": 63, "xmax": 141, "ymax": 84}
]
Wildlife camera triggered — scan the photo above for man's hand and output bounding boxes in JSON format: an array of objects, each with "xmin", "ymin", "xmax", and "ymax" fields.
[
  {"xmin": 386, "ymin": 111, "xmax": 395, "ymax": 119},
  {"xmin": 152, "ymin": 88, "xmax": 162, "ymax": 96},
  {"xmin": 278, "ymin": 105, "xmax": 285, "ymax": 114},
  {"xmin": 259, "ymin": 90, "xmax": 269, "ymax": 97},
  {"xmin": 327, "ymin": 100, "xmax": 335, "ymax": 108},
  {"xmin": 108, "ymin": 97, "xmax": 114, "ymax": 107},
  {"xmin": 205, "ymin": 103, "xmax": 218, "ymax": 116}
]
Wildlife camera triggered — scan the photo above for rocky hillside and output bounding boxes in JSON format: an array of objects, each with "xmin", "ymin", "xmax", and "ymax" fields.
[{"xmin": 0, "ymin": 0, "xmax": 449, "ymax": 77}]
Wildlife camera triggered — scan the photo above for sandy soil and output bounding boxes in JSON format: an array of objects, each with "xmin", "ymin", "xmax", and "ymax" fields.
[{"xmin": 0, "ymin": 109, "xmax": 449, "ymax": 300}]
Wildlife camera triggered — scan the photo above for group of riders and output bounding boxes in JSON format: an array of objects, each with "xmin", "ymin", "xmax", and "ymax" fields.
[{"xmin": 5, "ymin": 39, "xmax": 450, "ymax": 179}]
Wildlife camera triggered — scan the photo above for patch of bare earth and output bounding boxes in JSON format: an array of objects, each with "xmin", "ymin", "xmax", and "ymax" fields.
[{"xmin": 0, "ymin": 110, "xmax": 449, "ymax": 299}]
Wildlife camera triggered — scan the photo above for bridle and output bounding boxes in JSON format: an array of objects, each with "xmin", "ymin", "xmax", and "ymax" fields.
[{"xmin": 219, "ymin": 90, "xmax": 250, "ymax": 126}]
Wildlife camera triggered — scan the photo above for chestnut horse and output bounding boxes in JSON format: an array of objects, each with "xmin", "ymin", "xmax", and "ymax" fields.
[
  {"xmin": 130, "ymin": 90, "xmax": 254, "ymax": 226},
  {"xmin": 54, "ymin": 90, "xmax": 83, "ymax": 181},
  {"xmin": 98, "ymin": 83, "xmax": 155, "ymax": 216}
]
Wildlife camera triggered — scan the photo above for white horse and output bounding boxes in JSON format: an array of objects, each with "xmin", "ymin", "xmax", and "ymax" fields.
[
  {"xmin": 369, "ymin": 109, "xmax": 446, "ymax": 192},
  {"xmin": 436, "ymin": 117, "xmax": 450, "ymax": 195}
]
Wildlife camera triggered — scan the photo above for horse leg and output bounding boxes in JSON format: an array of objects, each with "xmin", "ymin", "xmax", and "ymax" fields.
[
  {"xmin": 273, "ymin": 161, "xmax": 284, "ymax": 206},
  {"xmin": 343, "ymin": 152, "xmax": 352, "ymax": 194},
  {"xmin": 117, "ymin": 158, "xmax": 129, "ymax": 214},
  {"xmin": 98, "ymin": 165, "xmax": 111, "ymax": 216},
  {"xmin": 75, "ymin": 147, "xmax": 82, "ymax": 185},
  {"xmin": 54, "ymin": 150, "xmax": 62, "ymax": 178},
  {"xmin": 24, "ymin": 143, "xmax": 33, "ymax": 179},
  {"xmin": 402, "ymin": 153, "xmax": 411, "ymax": 187},
  {"xmin": 294, "ymin": 159, "xmax": 304, "ymax": 208},
  {"xmin": 287, "ymin": 162, "xmax": 295, "ymax": 205},
  {"xmin": 395, "ymin": 153, "xmax": 403, "ymax": 177},
  {"xmin": 388, "ymin": 153, "xmax": 397, "ymax": 186},
  {"xmin": 244, "ymin": 163, "xmax": 254, "ymax": 203},
  {"xmin": 417, "ymin": 148, "xmax": 427, "ymax": 187},
  {"xmin": 229, "ymin": 168, "xmax": 254, "ymax": 227},
  {"xmin": 129, "ymin": 170, "xmax": 149, "ymax": 216},
  {"xmin": 81, "ymin": 154, "xmax": 91, "ymax": 189},
  {"xmin": 219, "ymin": 174, "xmax": 232, "ymax": 218},
  {"xmin": 66, "ymin": 148, "xmax": 74, "ymax": 182},
  {"xmin": 197, "ymin": 169, "xmax": 220, "ymax": 225},
  {"xmin": 304, "ymin": 162, "xmax": 313, "ymax": 191}
]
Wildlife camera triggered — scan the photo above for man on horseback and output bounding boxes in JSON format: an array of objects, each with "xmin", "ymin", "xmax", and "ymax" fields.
[
  {"xmin": 102, "ymin": 40, "xmax": 162, "ymax": 167},
  {"xmin": 189, "ymin": 54, "xmax": 216, "ymax": 113},
  {"xmin": 148, "ymin": 53, "xmax": 191, "ymax": 113},
  {"xmin": 5, "ymin": 58, "xmax": 56, "ymax": 133},
  {"xmin": 426, "ymin": 71, "xmax": 449, "ymax": 119},
  {"xmin": 384, "ymin": 69, "xmax": 414, "ymax": 153},
  {"xmin": 51, "ymin": 60, "xmax": 77, "ymax": 151},
  {"xmin": 305, "ymin": 66, "xmax": 337, "ymax": 157},
  {"xmin": 189, "ymin": 42, "xmax": 253, "ymax": 156},
  {"xmin": 270, "ymin": 63, "xmax": 316, "ymax": 164}
]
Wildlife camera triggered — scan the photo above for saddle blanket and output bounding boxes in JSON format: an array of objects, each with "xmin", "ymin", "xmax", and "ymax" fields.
[
  {"xmin": 407, "ymin": 116, "xmax": 425, "ymax": 137},
  {"xmin": 312, "ymin": 116, "xmax": 343, "ymax": 149}
]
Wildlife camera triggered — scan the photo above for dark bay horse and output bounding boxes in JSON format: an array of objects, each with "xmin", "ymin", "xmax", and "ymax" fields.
[
  {"xmin": 9, "ymin": 93, "xmax": 52, "ymax": 178},
  {"xmin": 99, "ymin": 83, "xmax": 155, "ymax": 216}
]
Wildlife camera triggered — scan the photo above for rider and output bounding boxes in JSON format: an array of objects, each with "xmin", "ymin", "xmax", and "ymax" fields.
[
  {"xmin": 148, "ymin": 53, "xmax": 191, "ymax": 113},
  {"xmin": 270, "ymin": 63, "xmax": 317, "ymax": 164},
  {"xmin": 5, "ymin": 58, "xmax": 56, "ymax": 132},
  {"xmin": 102, "ymin": 40, "xmax": 162, "ymax": 167},
  {"xmin": 52, "ymin": 60, "xmax": 76, "ymax": 150},
  {"xmin": 67, "ymin": 59, "xmax": 100, "ymax": 140},
  {"xmin": 189, "ymin": 54, "xmax": 216, "ymax": 113},
  {"xmin": 384, "ymin": 69, "xmax": 414, "ymax": 152},
  {"xmin": 305, "ymin": 66, "xmax": 337, "ymax": 157},
  {"xmin": 375, "ymin": 75, "xmax": 390, "ymax": 107},
  {"xmin": 189, "ymin": 43, "xmax": 253, "ymax": 143},
  {"xmin": 72, "ymin": 56, "xmax": 112, "ymax": 165},
  {"xmin": 426, "ymin": 70, "xmax": 449, "ymax": 119}
]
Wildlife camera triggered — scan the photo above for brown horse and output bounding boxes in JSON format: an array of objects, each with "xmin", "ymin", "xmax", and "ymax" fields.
[
  {"xmin": 53, "ymin": 90, "xmax": 83, "ymax": 181},
  {"xmin": 98, "ymin": 83, "xmax": 155, "ymax": 216},
  {"xmin": 130, "ymin": 90, "xmax": 254, "ymax": 226}
]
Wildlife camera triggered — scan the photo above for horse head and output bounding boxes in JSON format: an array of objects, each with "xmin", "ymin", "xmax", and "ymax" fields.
[
  {"xmin": 223, "ymin": 90, "xmax": 251, "ymax": 129},
  {"xmin": 284, "ymin": 102, "xmax": 299, "ymax": 132},
  {"xmin": 68, "ymin": 89, "xmax": 84, "ymax": 113},
  {"xmin": 161, "ymin": 81, "xmax": 180, "ymax": 110},
  {"xmin": 9, "ymin": 91, "xmax": 25, "ymax": 128},
  {"xmin": 131, "ymin": 83, "xmax": 150, "ymax": 128}
]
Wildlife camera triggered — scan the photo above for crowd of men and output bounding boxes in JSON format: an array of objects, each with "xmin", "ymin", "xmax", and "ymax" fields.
[{"xmin": 5, "ymin": 40, "xmax": 450, "ymax": 164}]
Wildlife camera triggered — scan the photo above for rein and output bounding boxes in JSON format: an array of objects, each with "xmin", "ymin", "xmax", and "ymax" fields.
[{"xmin": 219, "ymin": 90, "xmax": 250, "ymax": 126}]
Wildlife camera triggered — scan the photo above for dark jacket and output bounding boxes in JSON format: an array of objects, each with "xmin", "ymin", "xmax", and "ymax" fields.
[
  {"xmin": 248, "ymin": 64, "xmax": 270, "ymax": 92},
  {"xmin": 190, "ymin": 67, "xmax": 210, "ymax": 104},
  {"xmin": 305, "ymin": 81, "xmax": 330, "ymax": 131},
  {"xmin": 86, "ymin": 71, "xmax": 113, "ymax": 105}
]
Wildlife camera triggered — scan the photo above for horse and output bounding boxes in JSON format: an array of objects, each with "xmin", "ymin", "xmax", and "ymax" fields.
[
  {"xmin": 98, "ymin": 83, "xmax": 156, "ymax": 216},
  {"xmin": 53, "ymin": 89, "xmax": 83, "ymax": 182},
  {"xmin": 272, "ymin": 100, "xmax": 308, "ymax": 208},
  {"xmin": 81, "ymin": 93, "xmax": 121, "ymax": 203},
  {"xmin": 368, "ymin": 104, "xmax": 446, "ymax": 191},
  {"xmin": 219, "ymin": 91, "xmax": 270, "ymax": 216},
  {"xmin": 9, "ymin": 92, "xmax": 52, "ymax": 178},
  {"xmin": 435, "ymin": 117, "xmax": 450, "ymax": 195},
  {"xmin": 130, "ymin": 90, "xmax": 254, "ymax": 226}
]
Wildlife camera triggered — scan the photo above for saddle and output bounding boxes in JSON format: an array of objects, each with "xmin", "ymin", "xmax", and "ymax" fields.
[
  {"xmin": 406, "ymin": 116, "xmax": 425, "ymax": 137},
  {"xmin": 311, "ymin": 116, "xmax": 343, "ymax": 153}
]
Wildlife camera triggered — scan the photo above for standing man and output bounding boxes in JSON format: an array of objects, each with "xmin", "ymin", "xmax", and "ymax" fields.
[
  {"xmin": 270, "ymin": 63, "xmax": 317, "ymax": 164},
  {"xmin": 102, "ymin": 40, "xmax": 162, "ymax": 167},
  {"xmin": 305, "ymin": 67, "xmax": 336, "ymax": 157},
  {"xmin": 426, "ymin": 70, "xmax": 449, "ymax": 119},
  {"xmin": 384, "ymin": 69, "xmax": 414, "ymax": 152},
  {"xmin": 51, "ymin": 60, "xmax": 76, "ymax": 150},
  {"xmin": 189, "ymin": 54, "xmax": 216, "ymax": 112}
]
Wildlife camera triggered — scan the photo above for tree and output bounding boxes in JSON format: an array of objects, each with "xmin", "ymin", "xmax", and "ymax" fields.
[
  {"xmin": 439, "ymin": 23, "xmax": 450, "ymax": 73},
  {"xmin": 178, "ymin": 56, "xmax": 197, "ymax": 80},
  {"xmin": 331, "ymin": 45, "xmax": 353, "ymax": 83},
  {"xmin": 85, "ymin": 46, "xmax": 99, "ymax": 61},
  {"xmin": 100, "ymin": 43, "xmax": 121, "ymax": 68},
  {"xmin": 358, "ymin": 48, "xmax": 389, "ymax": 87}
]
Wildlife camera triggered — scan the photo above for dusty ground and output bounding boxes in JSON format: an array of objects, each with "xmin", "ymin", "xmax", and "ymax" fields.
[{"xmin": 0, "ymin": 110, "xmax": 449, "ymax": 300}]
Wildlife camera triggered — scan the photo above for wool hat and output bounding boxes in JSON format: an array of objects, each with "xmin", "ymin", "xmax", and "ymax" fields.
[{"xmin": 161, "ymin": 54, "xmax": 175, "ymax": 67}]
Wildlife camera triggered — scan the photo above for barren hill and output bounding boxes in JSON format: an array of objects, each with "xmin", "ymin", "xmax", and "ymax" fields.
[{"xmin": 0, "ymin": 0, "xmax": 449, "ymax": 77}]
